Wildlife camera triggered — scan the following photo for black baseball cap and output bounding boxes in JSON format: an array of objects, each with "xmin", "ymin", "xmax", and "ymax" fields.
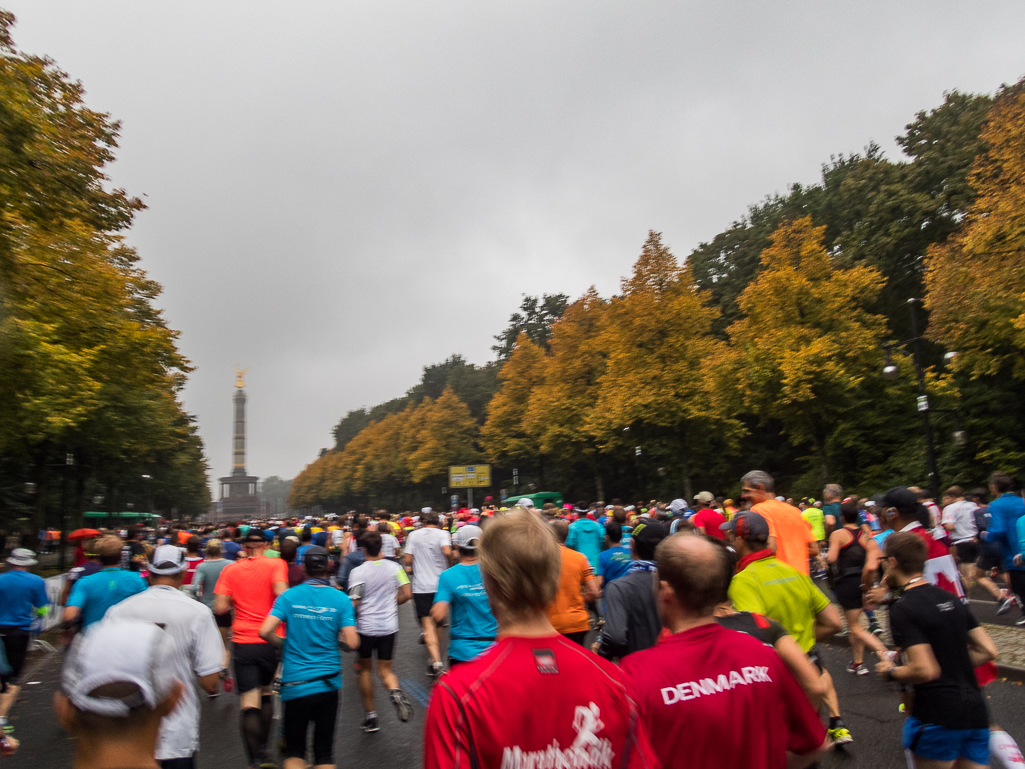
[
  {"xmin": 303, "ymin": 545, "xmax": 329, "ymax": 571},
  {"xmin": 243, "ymin": 530, "xmax": 269, "ymax": 544},
  {"xmin": 720, "ymin": 511, "xmax": 770, "ymax": 541},
  {"xmin": 631, "ymin": 521, "xmax": 667, "ymax": 550}
]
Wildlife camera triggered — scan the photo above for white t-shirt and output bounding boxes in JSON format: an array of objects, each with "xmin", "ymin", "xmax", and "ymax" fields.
[
  {"xmin": 381, "ymin": 532, "xmax": 400, "ymax": 559},
  {"xmin": 941, "ymin": 500, "xmax": 979, "ymax": 543},
  {"xmin": 404, "ymin": 526, "xmax": 451, "ymax": 593},
  {"xmin": 348, "ymin": 558, "xmax": 410, "ymax": 636},
  {"xmin": 106, "ymin": 585, "xmax": 223, "ymax": 760}
]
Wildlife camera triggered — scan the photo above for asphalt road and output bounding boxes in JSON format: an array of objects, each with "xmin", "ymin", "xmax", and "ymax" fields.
[{"xmin": 7, "ymin": 600, "xmax": 1025, "ymax": 769}]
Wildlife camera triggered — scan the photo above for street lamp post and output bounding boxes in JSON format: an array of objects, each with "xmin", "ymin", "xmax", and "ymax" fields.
[{"xmin": 882, "ymin": 298, "xmax": 952, "ymax": 498}]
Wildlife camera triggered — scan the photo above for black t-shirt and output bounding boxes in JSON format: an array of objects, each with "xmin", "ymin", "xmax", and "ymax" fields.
[
  {"xmin": 889, "ymin": 583, "xmax": 988, "ymax": 729},
  {"xmin": 717, "ymin": 611, "xmax": 789, "ymax": 647},
  {"xmin": 120, "ymin": 541, "xmax": 146, "ymax": 571}
]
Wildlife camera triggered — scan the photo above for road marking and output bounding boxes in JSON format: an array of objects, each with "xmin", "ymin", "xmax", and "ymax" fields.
[{"xmin": 400, "ymin": 678, "xmax": 431, "ymax": 707}]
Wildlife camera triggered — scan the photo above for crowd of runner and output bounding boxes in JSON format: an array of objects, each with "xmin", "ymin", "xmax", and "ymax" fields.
[{"xmin": 2, "ymin": 470, "xmax": 1025, "ymax": 767}]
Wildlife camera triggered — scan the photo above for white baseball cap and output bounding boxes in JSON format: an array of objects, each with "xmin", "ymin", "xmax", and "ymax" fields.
[
  {"xmin": 516, "ymin": 498, "xmax": 535, "ymax": 509},
  {"xmin": 148, "ymin": 545, "xmax": 186, "ymax": 575},
  {"xmin": 421, "ymin": 507, "xmax": 433, "ymax": 514},
  {"xmin": 62, "ymin": 619, "xmax": 179, "ymax": 718},
  {"xmin": 454, "ymin": 525, "xmax": 483, "ymax": 549}
]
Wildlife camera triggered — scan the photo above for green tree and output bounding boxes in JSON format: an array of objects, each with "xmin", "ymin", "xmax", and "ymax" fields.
[
  {"xmin": 728, "ymin": 217, "xmax": 889, "ymax": 485},
  {"xmin": 593, "ymin": 232, "xmax": 743, "ymax": 500},
  {"xmin": 523, "ymin": 289, "xmax": 607, "ymax": 495},
  {"xmin": 481, "ymin": 332, "xmax": 544, "ymax": 469},
  {"xmin": 492, "ymin": 293, "xmax": 569, "ymax": 360}
]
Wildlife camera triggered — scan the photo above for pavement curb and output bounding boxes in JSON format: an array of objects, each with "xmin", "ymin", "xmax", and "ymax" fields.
[{"xmin": 824, "ymin": 634, "xmax": 1025, "ymax": 683}]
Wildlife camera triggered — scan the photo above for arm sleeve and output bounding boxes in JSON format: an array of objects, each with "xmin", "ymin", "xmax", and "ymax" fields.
[
  {"xmin": 595, "ymin": 552, "xmax": 606, "ymax": 577},
  {"xmin": 269, "ymin": 594, "xmax": 289, "ymax": 622},
  {"xmin": 66, "ymin": 580, "xmax": 86, "ymax": 609},
  {"xmin": 194, "ymin": 611, "xmax": 226, "ymax": 677},
  {"xmin": 423, "ymin": 683, "xmax": 474, "ymax": 769},
  {"xmin": 598, "ymin": 581, "xmax": 629, "ymax": 659},
  {"xmin": 435, "ymin": 571, "xmax": 453, "ymax": 604},
  {"xmin": 36, "ymin": 580, "xmax": 51, "ymax": 609},
  {"xmin": 213, "ymin": 566, "xmax": 233, "ymax": 596},
  {"xmin": 808, "ymin": 580, "xmax": 831, "ymax": 615},
  {"xmin": 396, "ymin": 568, "xmax": 410, "ymax": 586},
  {"xmin": 1016, "ymin": 515, "xmax": 1025, "ymax": 560},
  {"xmin": 272, "ymin": 560, "xmax": 288, "ymax": 583},
  {"xmin": 340, "ymin": 596, "xmax": 356, "ymax": 628},
  {"xmin": 566, "ymin": 525, "xmax": 578, "ymax": 551}
]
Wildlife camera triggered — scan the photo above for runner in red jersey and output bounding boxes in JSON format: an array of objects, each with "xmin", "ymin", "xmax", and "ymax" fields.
[
  {"xmin": 621, "ymin": 533, "xmax": 827, "ymax": 769},
  {"xmin": 423, "ymin": 510, "xmax": 657, "ymax": 769}
]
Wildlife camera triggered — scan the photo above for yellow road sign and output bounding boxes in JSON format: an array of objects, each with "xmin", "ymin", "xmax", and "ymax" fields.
[{"xmin": 449, "ymin": 465, "xmax": 491, "ymax": 488}]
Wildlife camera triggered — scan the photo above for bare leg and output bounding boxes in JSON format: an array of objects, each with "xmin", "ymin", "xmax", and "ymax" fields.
[
  {"xmin": 820, "ymin": 669, "xmax": 841, "ymax": 719},
  {"xmin": 0, "ymin": 685, "xmax": 20, "ymax": 720},
  {"xmin": 376, "ymin": 659, "xmax": 399, "ymax": 691},
  {"xmin": 421, "ymin": 616, "xmax": 441, "ymax": 665},
  {"xmin": 358, "ymin": 659, "xmax": 375, "ymax": 712}
]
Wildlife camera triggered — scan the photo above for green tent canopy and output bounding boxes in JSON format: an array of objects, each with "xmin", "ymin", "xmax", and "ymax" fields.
[{"xmin": 83, "ymin": 511, "xmax": 161, "ymax": 521}]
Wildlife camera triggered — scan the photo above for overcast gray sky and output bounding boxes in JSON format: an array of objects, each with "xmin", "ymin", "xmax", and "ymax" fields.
[{"xmin": 8, "ymin": 2, "xmax": 1025, "ymax": 489}]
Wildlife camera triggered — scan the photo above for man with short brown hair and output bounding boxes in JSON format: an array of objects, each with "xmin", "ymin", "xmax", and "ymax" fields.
[
  {"xmin": 621, "ymin": 533, "xmax": 827, "ymax": 769},
  {"xmin": 741, "ymin": 470, "xmax": 818, "ymax": 575},
  {"xmin": 65, "ymin": 536, "xmax": 147, "ymax": 631}
]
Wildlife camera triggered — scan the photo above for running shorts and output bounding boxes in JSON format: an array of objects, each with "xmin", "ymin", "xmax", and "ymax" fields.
[
  {"xmin": 358, "ymin": 633, "xmax": 396, "ymax": 661},
  {"xmin": 952, "ymin": 539, "xmax": 978, "ymax": 567},
  {"xmin": 414, "ymin": 592, "xmax": 435, "ymax": 620},
  {"xmin": 902, "ymin": 716, "xmax": 989, "ymax": 765},
  {"xmin": 232, "ymin": 642, "xmax": 278, "ymax": 693},
  {"xmin": 0, "ymin": 627, "xmax": 30, "ymax": 688},
  {"xmin": 833, "ymin": 577, "xmax": 864, "ymax": 611},
  {"xmin": 283, "ymin": 690, "xmax": 339, "ymax": 764},
  {"xmin": 976, "ymin": 542, "xmax": 1003, "ymax": 573}
]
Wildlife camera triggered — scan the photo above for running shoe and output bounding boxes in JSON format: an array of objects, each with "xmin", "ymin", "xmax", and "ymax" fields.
[
  {"xmin": 1015, "ymin": 616, "xmax": 1025, "ymax": 627},
  {"xmin": 0, "ymin": 718, "xmax": 12, "ymax": 735},
  {"xmin": 390, "ymin": 689, "xmax": 414, "ymax": 722},
  {"xmin": 418, "ymin": 633, "xmax": 425, "ymax": 645},
  {"xmin": 997, "ymin": 595, "xmax": 1016, "ymax": 616},
  {"xmin": 362, "ymin": 714, "xmax": 380, "ymax": 733},
  {"xmin": 427, "ymin": 660, "xmax": 445, "ymax": 678},
  {"xmin": 0, "ymin": 735, "xmax": 18, "ymax": 758},
  {"xmin": 829, "ymin": 725, "xmax": 854, "ymax": 745},
  {"xmin": 869, "ymin": 622, "xmax": 884, "ymax": 636},
  {"xmin": 846, "ymin": 662, "xmax": 869, "ymax": 676}
]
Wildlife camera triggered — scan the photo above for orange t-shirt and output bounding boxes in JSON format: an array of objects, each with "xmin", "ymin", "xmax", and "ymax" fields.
[
  {"xmin": 177, "ymin": 531, "xmax": 191, "ymax": 545},
  {"xmin": 547, "ymin": 546, "xmax": 594, "ymax": 634},
  {"xmin": 753, "ymin": 499, "xmax": 815, "ymax": 576},
  {"xmin": 214, "ymin": 555, "xmax": 288, "ymax": 643}
]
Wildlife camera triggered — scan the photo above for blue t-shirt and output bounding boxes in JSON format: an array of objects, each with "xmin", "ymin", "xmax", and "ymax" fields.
[
  {"xmin": 434, "ymin": 563, "xmax": 497, "ymax": 663},
  {"xmin": 66, "ymin": 567, "xmax": 147, "ymax": 628},
  {"xmin": 0, "ymin": 571, "xmax": 50, "ymax": 630},
  {"xmin": 222, "ymin": 541, "xmax": 243, "ymax": 561},
  {"xmin": 566, "ymin": 518, "xmax": 604, "ymax": 570},
  {"xmin": 597, "ymin": 546, "xmax": 631, "ymax": 584},
  {"xmin": 270, "ymin": 581, "xmax": 356, "ymax": 701}
]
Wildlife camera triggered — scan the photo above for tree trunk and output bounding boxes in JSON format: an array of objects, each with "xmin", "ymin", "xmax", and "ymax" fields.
[
  {"xmin": 593, "ymin": 464, "xmax": 605, "ymax": 504},
  {"xmin": 680, "ymin": 447, "xmax": 693, "ymax": 503}
]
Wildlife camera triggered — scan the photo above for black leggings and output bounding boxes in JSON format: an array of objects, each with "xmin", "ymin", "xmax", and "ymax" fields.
[{"xmin": 282, "ymin": 689, "xmax": 339, "ymax": 765}]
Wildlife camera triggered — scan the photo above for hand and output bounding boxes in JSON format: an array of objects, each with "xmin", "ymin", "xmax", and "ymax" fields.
[
  {"xmin": 1015, "ymin": 554, "xmax": 1024, "ymax": 567},
  {"xmin": 875, "ymin": 659, "xmax": 895, "ymax": 680},
  {"xmin": 864, "ymin": 584, "xmax": 887, "ymax": 608}
]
